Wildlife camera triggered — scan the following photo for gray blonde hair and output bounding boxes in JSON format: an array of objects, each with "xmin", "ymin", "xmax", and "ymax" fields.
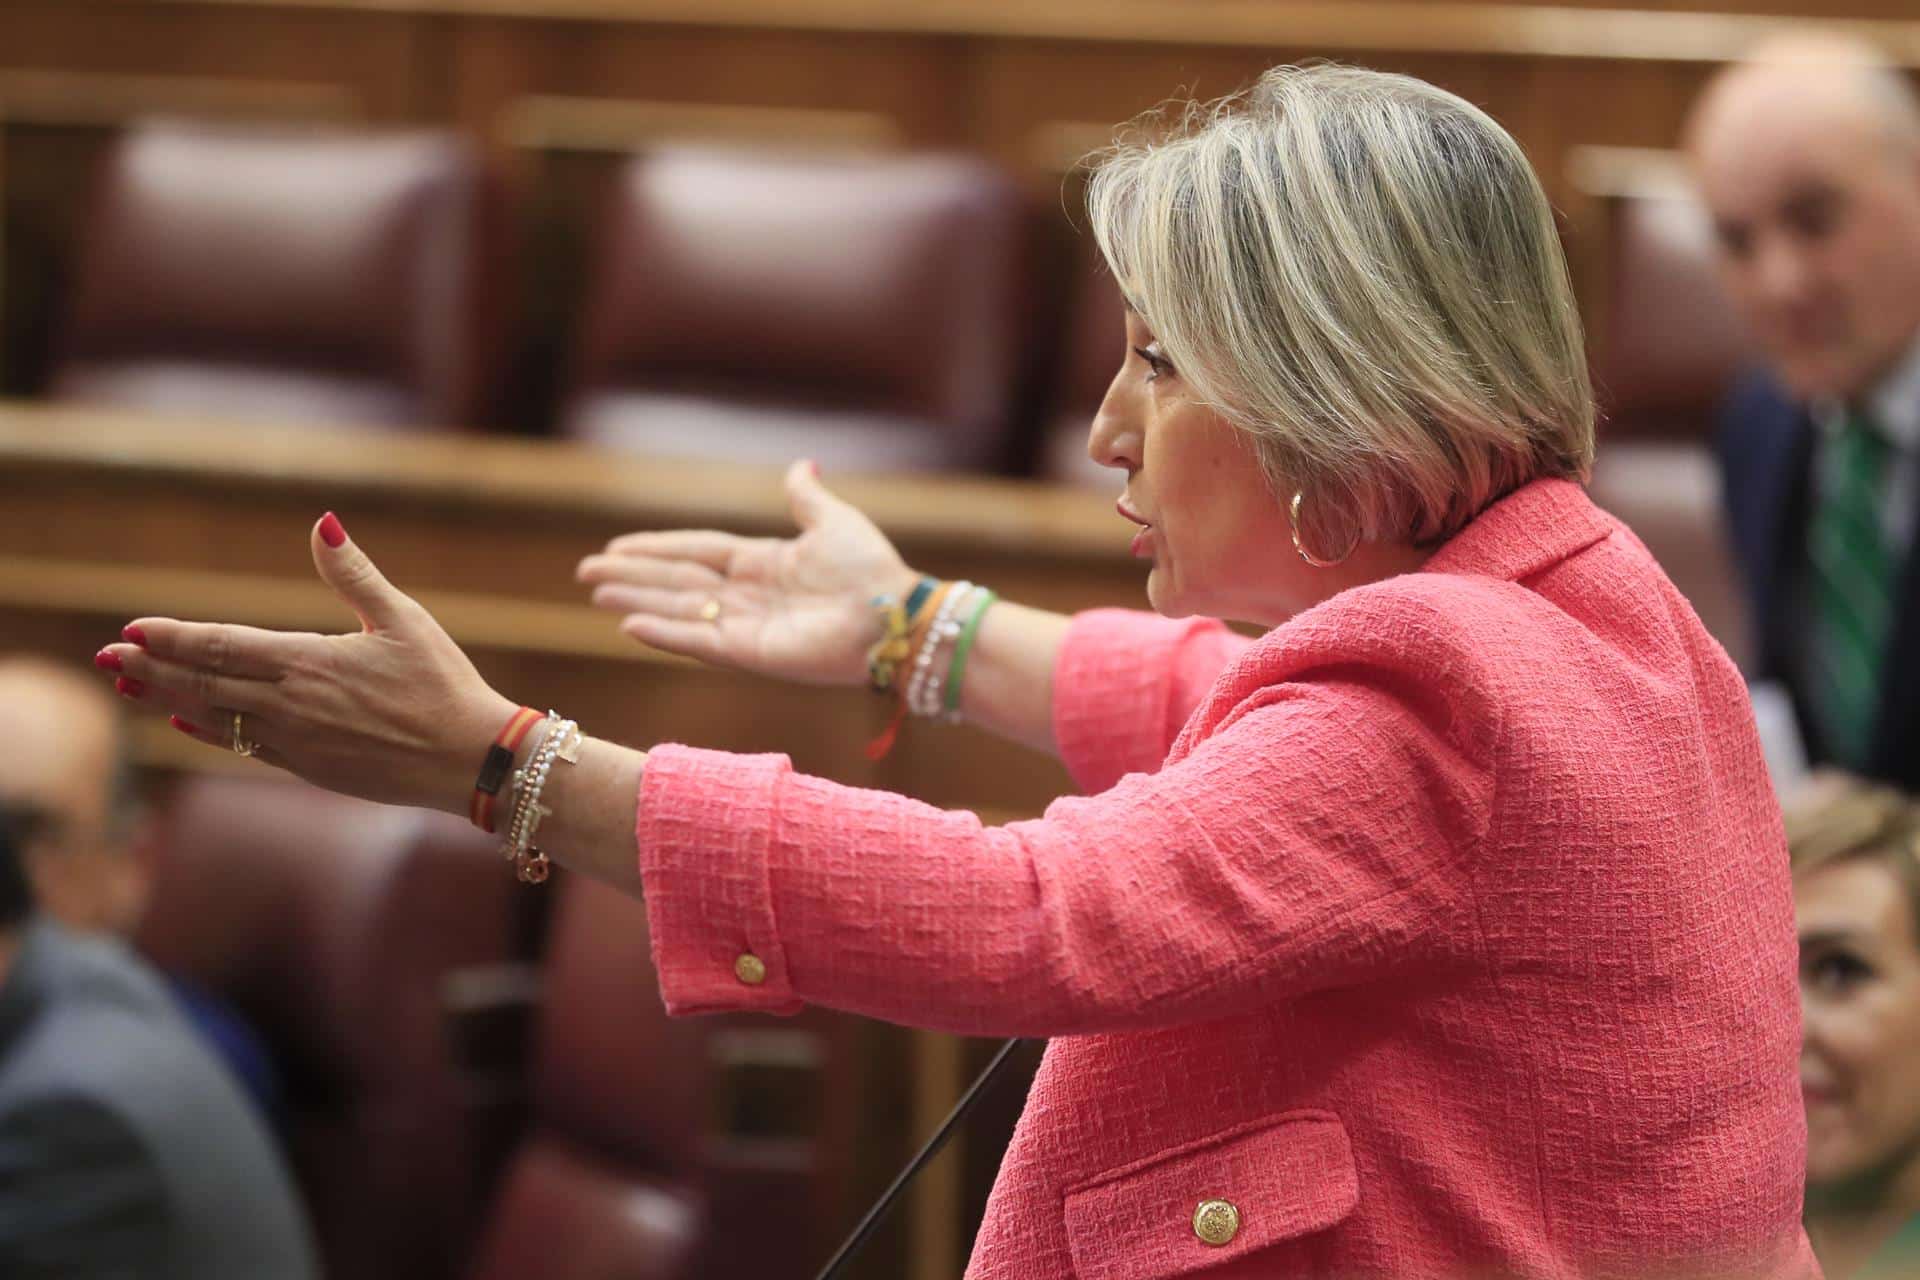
[
  {"xmin": 1785, "ymin": 772, "xmax": 1920, "ymax": 935},
  {"xmin": 1087, "ymin": 64, "xmax": 1595, "ymax": 551}
]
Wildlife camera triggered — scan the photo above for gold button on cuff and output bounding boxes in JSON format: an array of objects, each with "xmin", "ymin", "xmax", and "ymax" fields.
[
  {"xmin": 734, "ymin": 953, "xmax": 767, "ymax": 985},
  {"xmin": 1192, "ymin": 1198, "xmax": 1240, "ymax": 1247}
]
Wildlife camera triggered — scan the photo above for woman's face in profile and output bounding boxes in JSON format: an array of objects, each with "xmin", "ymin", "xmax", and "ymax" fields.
[
  {"xmin": 1796, "ymin": 856, "xmax": 1920, "ymax": 1186},
  {"xmin": 1086, "ymin": 310, "xmax": 1310, "ymax": 625}
]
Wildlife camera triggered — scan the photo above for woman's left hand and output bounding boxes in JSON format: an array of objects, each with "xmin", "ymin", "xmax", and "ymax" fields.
[{"xmin": 95, "ymin": 512, "xmax": 518, "ymax": 815}]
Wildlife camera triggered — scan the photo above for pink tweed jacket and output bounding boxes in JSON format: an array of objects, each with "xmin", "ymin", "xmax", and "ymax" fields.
[{"xmin": 635, "ymin": 478, "xmax": 1818, "ymax": 1279}]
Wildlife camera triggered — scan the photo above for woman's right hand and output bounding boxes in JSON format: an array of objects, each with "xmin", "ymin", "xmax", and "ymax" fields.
[{"xmin": 577, "ymin": 460, "xmax": 920, "ymax": 687}]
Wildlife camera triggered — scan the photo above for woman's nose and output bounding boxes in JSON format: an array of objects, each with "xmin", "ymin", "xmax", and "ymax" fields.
[
  {"xmin": 1086, "ymin": 378, "xmax": 1141, "ymax": 473},
  {"xmin": 1798, "ymin": 988, "xmax": 1829, "ymax": 1049}
]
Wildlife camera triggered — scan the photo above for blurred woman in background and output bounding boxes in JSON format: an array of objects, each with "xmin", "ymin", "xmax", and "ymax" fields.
[{"xmin": 1788, "ymin": 774, "xmax": 1920, "ymax": 1279}]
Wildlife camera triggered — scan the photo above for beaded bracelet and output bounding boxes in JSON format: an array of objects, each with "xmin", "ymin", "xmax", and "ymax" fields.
[
  {"xmin": 866, "ymin": 579, "xmax": 952, "ymax": 759},
  {"xmin": 906, "ymin": 580, "xmax": 972, "ymax": 718},
  {"xmin": 502, "ymin": 712, "xmax": 579, "ymax": 884}
]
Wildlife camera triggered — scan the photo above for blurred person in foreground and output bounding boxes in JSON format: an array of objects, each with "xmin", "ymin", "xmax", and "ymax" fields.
[
  {"xmin": 0, "ymin": 807, "xmax": 317, "ymax": 1277},
  {"xmin": 95, "ymin": 65, "xmax": 1813, "ymax": 1276},
  {"xmin": 1685, "ymin": 34, "xmax": 1920, "ymax": 790},
  {"xmin": 1787, "ymin": 773, "xmax": 1920, "ymax": 1278},
  {"xmin": 0, "ymin": 657, "xmax": 279, "ymax": 1122}
]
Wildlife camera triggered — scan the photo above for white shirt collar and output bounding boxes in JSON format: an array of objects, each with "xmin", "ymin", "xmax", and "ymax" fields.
[
  {"xmin": 1867, "ymin": 328, "xmax": 1920, "ymax": 453},
  {"xmin": 1815, "ymin": 329, "xmax": 1920, "ymax": 451}
]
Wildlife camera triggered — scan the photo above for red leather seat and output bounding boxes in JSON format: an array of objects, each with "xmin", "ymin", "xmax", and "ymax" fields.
[
  {"xmin": 137, "ymin": 775, "xmax": 533, "ymax": 1280},
  {"xmin": 1037, "ymin": 245, "xmax": 1124, "ymax": 489},
  {"xmin": 468, "ymin": 874, "xmax": 870, "ymax": 1280},
  {"xmin": 1591, "ymin": 188, "xmax": 1751, "ymax": 443},
  {"xmin": 465, "ymin": 875, "xmax": 704, "ymax": 1280},
  {"xmin": 562, "ymin": 147, "xmax": 1029, "ymax": 473},
  {"xmin": 53, "ymin": 122, "xmax": 500, "ymax": 431},
  {"xmin": 1585, "ymin": 186, "xmax": 1757, "ymax": 667}
]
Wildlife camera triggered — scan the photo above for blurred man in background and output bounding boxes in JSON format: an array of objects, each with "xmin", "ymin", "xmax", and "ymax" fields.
[
  {"xmin": 0, "ymin": 806, "xmax": 317, "ymax": 1276},
  {"xmin": 0, "ymin": 657, "xmax": 279, "ymax": 1119},
  {"xmin": 1686, "ymin": 34, "xmax": 1920, "ymax": 790}
]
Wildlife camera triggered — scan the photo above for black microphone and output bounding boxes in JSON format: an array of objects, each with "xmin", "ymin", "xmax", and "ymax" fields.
[{"xmin": 812, "ymin": 1037, "xmax": 1029, "ymax": 1280}]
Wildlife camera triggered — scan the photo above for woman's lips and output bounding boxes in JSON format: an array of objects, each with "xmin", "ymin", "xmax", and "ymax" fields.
[
  {"xmin": 1117, "ymin": 501, "xmax": 1153, "ymax": 559},
  {"xmin": 1800, "ymin": 1079, "xmax": 1843, "ymax": 1106}
]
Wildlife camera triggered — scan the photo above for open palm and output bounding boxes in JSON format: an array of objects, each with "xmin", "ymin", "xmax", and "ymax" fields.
[{"xmin": 577, "ymin": 460, "xmax": 919, "ymax": 687}]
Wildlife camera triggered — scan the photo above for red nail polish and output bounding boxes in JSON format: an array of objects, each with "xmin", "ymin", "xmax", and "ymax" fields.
[
  {"xmin": 319, "ymin": 511, "xmax": 347, "ymax": 549},
  {"xmin": 115, "ymin": 676, "xmax": 145, "ymax": 699},
  {"xmin": 94, "ymin": 648, "xmax": 123, "ymax": 673},
  {"xmin": 122, "ymin": 624, "xmax": 148, "ymax": 648},
  {"xmin": 169, "ymin": 715, "xmax": 200, "ymax": 736},
  {"xmin": 808, "ymin": 459, "xmax": 822, "ymax": 478}
]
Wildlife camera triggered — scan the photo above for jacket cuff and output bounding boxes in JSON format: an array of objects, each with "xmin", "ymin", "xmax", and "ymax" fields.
[
  {"xmin": 636, "ymin": 744, "xmax": 804, "ymax": 1017},
  {"xmin": 1052, "ymin": 609, "xmax": 1191, "ymax": 793}
]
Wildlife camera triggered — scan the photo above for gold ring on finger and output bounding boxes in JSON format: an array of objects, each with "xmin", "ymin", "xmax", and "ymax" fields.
[
  {"xmin": 231, "ymin": 710, "xmax": 259, "ymax": 758},
  {"xmin": 699, "ymin": 598, "xmax": 722, "ymax": 623}
]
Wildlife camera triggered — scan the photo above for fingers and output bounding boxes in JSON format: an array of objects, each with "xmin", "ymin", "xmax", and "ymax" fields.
[
  {"xmin": 587, "ymin": 584, "xmax": 723, "ymax": 621},
  {"xmin": 311, "ymin": 511, "xmax": 419, "ymax": 634},
  {"xmin": 166, "ymin": 712, "xmax": 292, "ymax": 772},
  {"xmin": 617, "ymin": 614, "xmax": 729, "ymax": 666},
  {"xmin": 596, "ymin": 530, "xmax": 743, "ymax": 572},
  {"xmin": 575, "ymin": 552, "xmax": 723, "ymax": 592},
  {"xmin": 784, "ymin": 458, "xmax": 837, "ymax": 531},
  {"xmin": 105, "ymin": 642, "xmax": 279, "ymax": 717},
  {"xmin": 119, "ymin": 618, "xmax": 305, "ymax": 681}
]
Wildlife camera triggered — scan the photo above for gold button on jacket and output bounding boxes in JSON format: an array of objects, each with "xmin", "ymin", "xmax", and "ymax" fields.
[
  {"xmin": 734, "ymin": 953, "xmax": 767, "ymax": 985},
  {"xmin": 1192, "ymin": 1199, "xmax": 1240, "ymax": 1247}
]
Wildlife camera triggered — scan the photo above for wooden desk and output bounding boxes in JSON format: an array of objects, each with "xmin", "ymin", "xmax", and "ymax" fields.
[
  {"xmin": 0, "ymin": 401, "xmax": 1135, "ymax": 1277},
  {"xmin": 0, "ymin": 400, "xmax": 1144, "ymax": 807}
]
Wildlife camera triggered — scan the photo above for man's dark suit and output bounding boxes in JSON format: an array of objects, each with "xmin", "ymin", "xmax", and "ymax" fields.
[
  {"xmin": 1716, "ymin": 369, "xmax": 1920, "ymax": 789},
  {"xmin": 0, "ymin": 920, "xmax": 317, "ymax": 1277}
]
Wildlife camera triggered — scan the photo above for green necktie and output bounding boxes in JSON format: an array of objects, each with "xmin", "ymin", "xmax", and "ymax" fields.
[{"xmin": 1809, "ymin": 408, "xmax": 1896, "ymax": 769}]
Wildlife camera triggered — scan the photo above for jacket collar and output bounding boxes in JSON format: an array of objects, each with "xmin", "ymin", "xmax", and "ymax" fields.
[
  {"xmin": 1165, "ymin": 478, "xmax": 1616, "ymax": 763},
  {"xmin": 1421, "ymin": 478, "xmax": 1614, "ymax": 585}
]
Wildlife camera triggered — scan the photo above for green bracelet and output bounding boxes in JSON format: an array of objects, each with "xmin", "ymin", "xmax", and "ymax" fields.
[{"xmin": 943, "ymin": 589, "xmax": 998, "ymax": 717}]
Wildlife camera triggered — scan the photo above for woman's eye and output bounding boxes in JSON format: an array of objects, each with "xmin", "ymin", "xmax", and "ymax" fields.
[
  {"xmin": 1132, "ymin": 344, "xmax": 1171, "ymax": 382},
  {"xmin": 1806, "ymin": 950, "xmax": 1874, "ymax": 995}
]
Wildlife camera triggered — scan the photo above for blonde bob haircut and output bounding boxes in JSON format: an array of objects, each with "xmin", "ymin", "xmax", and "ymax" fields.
[
  {"xmin": 1784, "ymin": 772, "xmax": 1920, "ymax": 934},
  {"xmin": 1087, "ymin": 64, "xmax": 1596, "ymax": 552}
]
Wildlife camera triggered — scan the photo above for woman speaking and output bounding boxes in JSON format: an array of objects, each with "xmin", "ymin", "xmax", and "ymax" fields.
[{"xmin": 94, "ymin": 66, "xmax": 1814, "ymax": 1277}]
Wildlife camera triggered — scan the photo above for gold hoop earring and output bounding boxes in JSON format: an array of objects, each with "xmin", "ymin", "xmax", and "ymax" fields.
[{"xmin": 1290, "ymin": 490, "xmax": 1357, "ymax": 569}]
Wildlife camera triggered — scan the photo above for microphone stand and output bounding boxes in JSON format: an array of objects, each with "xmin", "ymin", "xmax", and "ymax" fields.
[{"xmin": 812, "ymin": 1037, "xmax": 1028, "ymax": 1280}]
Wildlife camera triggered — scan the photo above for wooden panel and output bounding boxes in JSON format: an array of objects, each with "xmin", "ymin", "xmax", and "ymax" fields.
[
  {"xmin": 124, "ymin": 1, "xmax": 1920, "ymax": 62},
  {"xmin": 447, "ymin": 18, "xmax": 968, "ymax": 155},
  {"xmin": 0, "ymin": 4, "xmax": 431, "ymax": 121}
]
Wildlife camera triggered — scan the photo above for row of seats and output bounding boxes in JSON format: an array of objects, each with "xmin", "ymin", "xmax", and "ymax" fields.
[
  {"xmin": 139, "ymin": 774, "xmax": 868, "ymax": 1280},
  {"xmin": 51, "ymin": 123, "xmax": 1044, "ymax": 475},
  {"xmin": 48, "ymin": 122, "xmax": 1752, "ymax": 479},
  {"xmin": 56, "ymin": 120, "xmax": 1760, "ymax": 667}
]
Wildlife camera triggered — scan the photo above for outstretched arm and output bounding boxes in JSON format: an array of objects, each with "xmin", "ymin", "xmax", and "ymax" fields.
[
  {"xmin": 102, "ymin": 514, "xmax": 654, "ymax": 895},
  {"xmin": 575, "ymin": 461, "xmax": 1074, "ymax": 757}
]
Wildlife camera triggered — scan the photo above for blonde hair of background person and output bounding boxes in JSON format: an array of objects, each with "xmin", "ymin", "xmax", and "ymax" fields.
[
  {"xmin": 94, "ymin": 65, "xmax": 1817, "ymax": 1277},
  {"xmin": 1787, "ymin": 773, "xmax": 1920, "ymax": 1279}
]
